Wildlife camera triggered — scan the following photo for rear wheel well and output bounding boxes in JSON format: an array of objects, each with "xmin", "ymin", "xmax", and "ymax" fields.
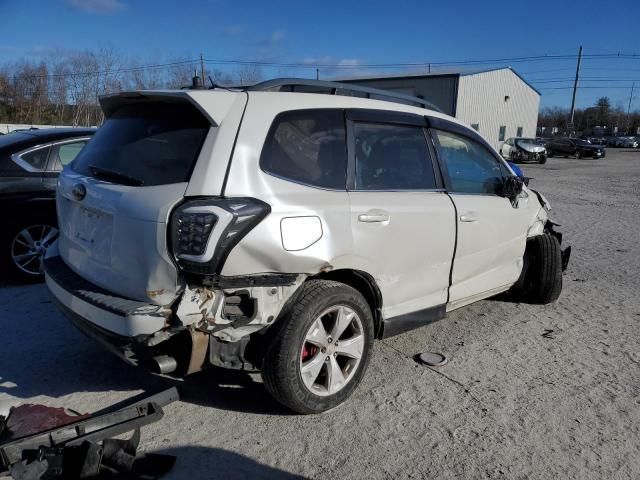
[{"xmin": 312, "ymin": 269, "xmax": 383, "ymax": 338}]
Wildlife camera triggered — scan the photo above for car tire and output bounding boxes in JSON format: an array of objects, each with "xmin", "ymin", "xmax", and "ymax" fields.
[
  {"xmin": 521, "ymin": 234, "xmax": 563, "ymax": 304},
  {"xmin": 261, "ymin": 280, "xmax": 375, "ymax": 414},
  {"xmin": 1, "ymin": 219, "xmax": 58, "ymax": 282},
  {"xmin": 574, "ymin": 151, "xmax": 582, "ymax": 159},
  {"xmin": 547, "ymin": 149, "xmax": 553, "ymax": 158},
  {"xmin": 539, "ymin": 156, "xmax": 547, "ymax": 164}
]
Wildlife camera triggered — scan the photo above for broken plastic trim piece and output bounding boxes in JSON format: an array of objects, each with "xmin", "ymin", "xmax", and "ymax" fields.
[{"xmin": 0, "ymin": 388, "xmax": 179, "ymax": 471}]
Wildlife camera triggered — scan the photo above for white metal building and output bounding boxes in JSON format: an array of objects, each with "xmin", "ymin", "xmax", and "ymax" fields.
[{"xmin": 341, "ymin": 67, "xmax": 541, "ymax": 150}]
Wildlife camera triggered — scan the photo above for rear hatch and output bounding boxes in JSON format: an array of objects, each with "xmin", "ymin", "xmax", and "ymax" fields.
[{"xmin": 57, "ymin": 95, "xmax": 216, "ymax": 306}]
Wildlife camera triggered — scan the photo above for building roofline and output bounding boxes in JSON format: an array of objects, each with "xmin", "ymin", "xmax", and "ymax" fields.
[{"xmin": 336, "ymin": 66, "xmax": 541, "ymax": 96}]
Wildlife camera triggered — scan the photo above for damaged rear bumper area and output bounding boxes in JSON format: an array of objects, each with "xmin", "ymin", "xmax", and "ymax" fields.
[{"xmin": 43, "ymin": 255, "xmax": 304, "ymax": 376}]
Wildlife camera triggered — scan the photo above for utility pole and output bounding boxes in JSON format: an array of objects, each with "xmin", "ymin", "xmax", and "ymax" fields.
[
  {"xmin": 626, "ymin": 82, "xmax": 635, "ymax": 133},
  {"xmin": 569, "ymin": 45, "xmax": 583, "ymax": 134},
  {"xmin": 200, "ymin": 53, "xmax": 206, "ymax": 83},
  {"xmin": 316, "ymin": 68, "xmax": 319, "ymax": 80}
]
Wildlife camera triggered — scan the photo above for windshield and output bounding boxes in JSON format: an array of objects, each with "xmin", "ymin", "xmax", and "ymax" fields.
[
  {"xmin": 72, "ymin": 102, "xmax": 211, "ymax": 186},
  {"xmin": 515, "ymin": 138, "xmax": 537, "ymax": 146}
]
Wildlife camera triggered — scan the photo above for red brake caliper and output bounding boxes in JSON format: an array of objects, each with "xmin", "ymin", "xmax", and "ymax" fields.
[{"xmin": 301, "ymin": 343, "xmax": 317, "ymax": 362}]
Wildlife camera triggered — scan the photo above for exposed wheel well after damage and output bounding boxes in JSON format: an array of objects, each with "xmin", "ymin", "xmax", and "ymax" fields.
[{"xmin": 312, "ymin": 269, "xmax": 384, "ymax": 338}]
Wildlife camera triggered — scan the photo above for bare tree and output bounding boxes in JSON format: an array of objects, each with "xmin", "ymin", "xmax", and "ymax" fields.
[{"xmin": 234, "ymin": 64, "xmax": 263, "ymax": 86}]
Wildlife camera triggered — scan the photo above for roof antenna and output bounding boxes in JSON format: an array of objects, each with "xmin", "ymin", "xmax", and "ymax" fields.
[{"xmin": 191, "ymin": 69, "xmax": 203, "ymax": 89}]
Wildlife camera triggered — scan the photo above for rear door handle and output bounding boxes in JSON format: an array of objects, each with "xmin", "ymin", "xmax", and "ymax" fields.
[
  {"xmin": 459, "ymin": 212, "xmax": 479, "ymax": 222},
  {"xmin": 358, "ymin": 213, "xmax": 390, "ymax": 223}
]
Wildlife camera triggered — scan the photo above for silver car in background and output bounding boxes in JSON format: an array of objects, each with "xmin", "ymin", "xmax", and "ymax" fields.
[{"xmin": 501, "ymin": 137, "xmax": 547, "ymax": 164}]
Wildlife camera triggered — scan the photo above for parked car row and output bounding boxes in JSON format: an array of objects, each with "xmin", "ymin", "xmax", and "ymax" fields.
[
  {"xmin": 501, "ymin": 136, "xmax": 607, "ymax": 162},
  {"xmin": 607, "ymin": 136, "xmax": 639, "ymax": 148},
  {"xmin": 578, "ymin": 136, "xmax": 639, "ymax": 148},
  {"xmin": 546, "ymin": 137, "xmax": 606, "ymax": 159},
  {"xmin": 0, "ymin": 128, "xmax": 96, "ymax": 280}
]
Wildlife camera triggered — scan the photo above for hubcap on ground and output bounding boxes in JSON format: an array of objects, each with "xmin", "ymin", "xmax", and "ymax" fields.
[
  {"xmin": 299, "ymin": 305, "xmax": 364, "ymax": 397},
  {"xmin": 11, "ymin": 225, "xmax": 58, "ymax": 276}
]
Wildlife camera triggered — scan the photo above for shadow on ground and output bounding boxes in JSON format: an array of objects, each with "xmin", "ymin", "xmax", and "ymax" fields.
[
  {"xmin": 158, "ymin": 447, "xmax": 307, "ymax": 479},
  {"xmin": 0, "ymin": 279, "xmax": 288, "ymax": 416}
]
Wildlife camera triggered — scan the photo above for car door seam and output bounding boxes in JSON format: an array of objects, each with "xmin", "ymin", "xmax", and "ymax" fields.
[{"xmin": 445, "ymin": 192, "xmax": 458, "ymax": 305}]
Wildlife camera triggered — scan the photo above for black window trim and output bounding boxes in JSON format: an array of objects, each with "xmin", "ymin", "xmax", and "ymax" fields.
[
  {"xmin": 345, "ymin": 109, "xmax": 444, "ymax": 192},
  {"xmin": 258, "ymin": 108, "xmax": 349, "ymax": 192},
  {"xmin": 427, "ymin": 116, "xmax": 511, "ymax": 197}
]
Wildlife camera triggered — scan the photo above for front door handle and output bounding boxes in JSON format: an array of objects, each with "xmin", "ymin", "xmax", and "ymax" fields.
[
  {"xmin": 358, "ymin": 213, "xmax": 390, "ymax": 223},
  {"xmin": 459, "ymin": 212, "xmax": 479, "ymax": 222}
]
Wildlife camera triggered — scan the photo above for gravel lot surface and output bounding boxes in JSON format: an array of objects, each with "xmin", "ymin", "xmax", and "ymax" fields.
[{"xmin": 1, "ymin": 149, "xmax": 639, "ymax": 479}]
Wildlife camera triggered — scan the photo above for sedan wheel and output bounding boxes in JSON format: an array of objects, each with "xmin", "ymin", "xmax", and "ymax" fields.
[{"xmin": 10, "ymin": 224, "xmax": 58, "ymax": 277}]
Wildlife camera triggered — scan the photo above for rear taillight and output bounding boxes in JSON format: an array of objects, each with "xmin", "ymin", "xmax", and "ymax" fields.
[{"xmin": 170, "ymin": 197, "xmax": 270, "ymax": 275}]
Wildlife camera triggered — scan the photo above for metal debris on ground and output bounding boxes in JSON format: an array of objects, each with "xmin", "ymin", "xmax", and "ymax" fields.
[
  {"xmin": 542, "ymin": 329, "xmax": 555, "ymax": 339},
  {"xmin": 0, "ymin": 388, "xmax": 179, "ymax": 479}
]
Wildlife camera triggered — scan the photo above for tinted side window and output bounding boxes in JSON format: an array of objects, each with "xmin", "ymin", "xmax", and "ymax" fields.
[
  {"xmin": 20, "ymin": 146, "xmax": 51, "ymax": 171},
  {"xmin": 49, "ymin": 141, "xmax": 87, "ymax": 171},
  {"xmin": 260, "ymin": 110, "xmax": 347, "ymax": 189},
  {"xmin": 354, "ymin": 122, "xmax": 436, "ymax": 190},
  {"xmin": 434, "ymin": 130, "xmax": 506, "ymax": 195}
]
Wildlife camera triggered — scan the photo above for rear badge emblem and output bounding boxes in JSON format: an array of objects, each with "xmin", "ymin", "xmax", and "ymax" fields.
[{"xmin": 72, "ymin": 183, "xmax": 86, "ymax": 201}]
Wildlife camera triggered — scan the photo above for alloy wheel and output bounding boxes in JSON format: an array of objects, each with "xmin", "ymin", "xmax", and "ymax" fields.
[
  {"xmin": 299, "ymin": 305, "xmax": 365, "ymax": 397},
  {"xmin": 11, "ymin": 225, "xmax": 58, "ymax": 276}
]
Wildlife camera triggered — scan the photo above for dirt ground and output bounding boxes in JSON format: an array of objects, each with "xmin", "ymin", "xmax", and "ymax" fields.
[{"xmin": 1, "ymin": 148, "xmax": 639, "ymax": 479}]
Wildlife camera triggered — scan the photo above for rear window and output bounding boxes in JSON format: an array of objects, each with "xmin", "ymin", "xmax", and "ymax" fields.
[
  {"xmin": 72, "ymin": 102, "xmax": 210, "ymax": 186},
  {"xmin": 260, "ymin": 109, "xmax": 347, "ymax": 190}
]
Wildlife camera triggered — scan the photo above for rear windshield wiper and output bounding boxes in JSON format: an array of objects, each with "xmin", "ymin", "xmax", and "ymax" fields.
[{"xmin": 88, "ymin": 165, "xmax": 144, "ymax": 186}]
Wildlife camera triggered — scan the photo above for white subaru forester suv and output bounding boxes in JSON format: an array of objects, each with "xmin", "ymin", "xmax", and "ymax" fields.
[{"xmin": 44, "ymin": 79, "xmax": 570, "ymax": 414}]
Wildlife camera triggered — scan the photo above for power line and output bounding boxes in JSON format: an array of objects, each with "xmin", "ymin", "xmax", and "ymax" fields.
[
  {"xmin": 203, "ymin": 52, "xmax": 640, "ymax": 69},
  {"xmin": 533, "ymin": 78, "xmax": 640, "ymax": 83},
  {"xmin": 539, "ymin": 86, "xmax": 639, "ymax": 90},
  {"xmin": 6, "ymin": 51, "xmax": 640, "ymax": 81},
  {"xmin": 11, "ymin": 59, "xmax": 200, "ymax": 80}
]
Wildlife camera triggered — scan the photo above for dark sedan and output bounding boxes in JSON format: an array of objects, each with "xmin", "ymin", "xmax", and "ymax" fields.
[
  {"xmin": 546, "ymin": 137, "xmax": 605, "ymax": 159},
  {"xmin": 0, "ymin": 127, "xmax": 96, "ymax": 280}
]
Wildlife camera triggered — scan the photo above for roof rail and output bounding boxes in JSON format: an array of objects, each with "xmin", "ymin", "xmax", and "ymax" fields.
[{"xmin": 247, "ymin": 78, "xmax": 443, "ymax": 113}]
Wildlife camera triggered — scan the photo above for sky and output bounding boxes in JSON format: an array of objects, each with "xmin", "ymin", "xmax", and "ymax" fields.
[{"xmin": 1, "ymin": 0, "xmax": 639, "ymax": 110}]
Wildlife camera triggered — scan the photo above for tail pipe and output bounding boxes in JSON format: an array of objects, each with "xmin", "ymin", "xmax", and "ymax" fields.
[{"xmin": 152, "ymin": 355, "xmax": 177, "ymax": 374}]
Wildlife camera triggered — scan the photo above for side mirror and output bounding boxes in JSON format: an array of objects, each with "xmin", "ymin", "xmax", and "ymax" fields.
[
  {"xmin": 501, "ymin": 176, "xmax": 524, "ymax": 200},
  {"xmin": 506, "ymin": 161, "xmax": 530, "ymax": 186}
]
